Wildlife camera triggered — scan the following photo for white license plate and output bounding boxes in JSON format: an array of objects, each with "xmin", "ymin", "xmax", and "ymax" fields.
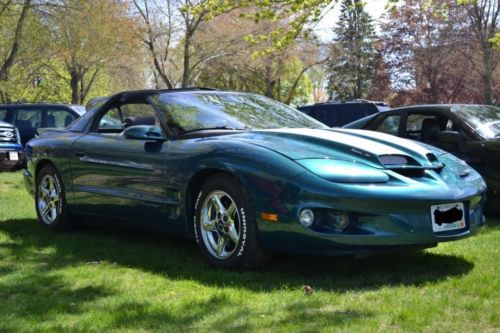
[
  {"xmin": 8, "ymin": 151, "xmax": 19, "ymax": 161},
  {"xmin": 431, "ymin": 202, "xmax": 466, "ymax": 232}
]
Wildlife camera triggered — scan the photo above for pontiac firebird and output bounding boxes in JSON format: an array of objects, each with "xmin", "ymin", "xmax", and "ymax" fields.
[{"xmin": 23, "ymin": 89, "xmax": 487, "ymax": 268}]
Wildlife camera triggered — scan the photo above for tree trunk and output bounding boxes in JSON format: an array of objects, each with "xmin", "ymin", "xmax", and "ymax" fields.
[
  {"xmin": 70, "ymin": 70, "xmax": 80, "ymax": 104},
  {"xmin": 0, "ymin": 0, "xmax": 32, "ymax": 81},
  {"xmin": 182, "ymin": 30, "xmax": 192, "ymax": 88},
  {"xmin": 482, "ymin": 48, "xmax": 493, "ymax": 104}
]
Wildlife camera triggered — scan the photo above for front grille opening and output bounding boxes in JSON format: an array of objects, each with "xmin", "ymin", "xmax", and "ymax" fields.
[
  {"xmin": 0, "ymin": 127, "xmax": 17, "ymax": 143},
  {"xmin": 391, "ymin": 168, "xmax": 427, "ymax": 178}
]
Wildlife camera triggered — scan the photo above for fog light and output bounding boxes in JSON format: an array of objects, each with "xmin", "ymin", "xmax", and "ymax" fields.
[
  {"xmin": 299, "ymin": 209, "xmax": 315, "ymax": 227},
  {"xmin": 326, "ymin": 211, "xmax": 350, "ymax": 230},
  {"xmin": 337, "ymin": 211, "xmax": 350, "ymax": 229}
]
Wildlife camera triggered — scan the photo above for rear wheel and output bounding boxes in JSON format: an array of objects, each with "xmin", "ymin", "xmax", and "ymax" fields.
[
  {"xmin": 194, "ymin": 174, "xmax": 271, "ymax": 268},
  {"xmin": 35, "ymin": 164, "xmax": 73, "ymax": 230}
]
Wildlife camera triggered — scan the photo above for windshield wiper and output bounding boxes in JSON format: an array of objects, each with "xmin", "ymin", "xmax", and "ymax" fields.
[{"xmin": 179, "ymin": 126, "xmax": 249, "ymax": 135}]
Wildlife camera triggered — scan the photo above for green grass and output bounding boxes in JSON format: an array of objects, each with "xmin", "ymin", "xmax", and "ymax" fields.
[{"xmin": 0, "ymin": 172, "xmax": 498, "ymax": 332}]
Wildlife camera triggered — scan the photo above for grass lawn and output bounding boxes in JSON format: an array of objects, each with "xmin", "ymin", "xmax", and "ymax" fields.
[{"xmin": 0, "ymin": 171, "xmax": 498, "ymax": 332}]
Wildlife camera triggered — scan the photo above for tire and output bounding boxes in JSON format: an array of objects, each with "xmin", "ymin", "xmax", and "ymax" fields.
[
  {"xmin": 35, "ymin": 164, "xmax": 73, "ymax": 230},
  {"xmin": 194, "ymin": 174, "xmax": 271, "ymax": 269}
]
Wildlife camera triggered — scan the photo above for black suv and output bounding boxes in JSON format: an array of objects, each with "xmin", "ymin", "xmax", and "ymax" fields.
[
  {"xmin": 0, "ymin": 103, "xmax": 85, "ymax": 146},
  {"xmin": 297, "ymin": 100, "xmax": 390, "ymax": 127}
]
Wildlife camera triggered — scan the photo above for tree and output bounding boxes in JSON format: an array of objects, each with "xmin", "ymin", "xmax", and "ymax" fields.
[
  {"xmin": 42, "ymin": 0, "xmax": 138, "ymax": 104},
  {"xmin": 132, "ymin": 0, "xmax": 237, "ymax": 89},
  {"xmin": 459, "ymin": 0, "xmax": 499, "ymax": 104},
  {"xmin": 381, "ymin": 0, "xmax": 486, "ymax": 105},
  {"xmin": 368, "ymin": 42, "xmax": 393, "ymax": 102},
  {"xmin": 193, "ymin": 8, "xmax": 323, "ymax": 105},
  {"xmin": 326, "ymin": 0, "xmax": 376, "ymax": 101},
  {"xmin": 0, "ymin": 0, "xmax": 32, "ymax": 102}
]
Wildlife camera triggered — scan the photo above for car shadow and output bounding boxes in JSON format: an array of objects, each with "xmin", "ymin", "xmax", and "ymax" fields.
[{"xmin": 0, "ymin": 218, "xmax": 477, "ymax": 293}]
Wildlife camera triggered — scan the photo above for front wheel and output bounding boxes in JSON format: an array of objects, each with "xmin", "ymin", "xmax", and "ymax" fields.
[
  {"xmin": 35, "ymin": 164, "xmax": 73, "ymax": 230},
  {"xmin": 194, "ymin": 174, "xmax": 271, "ymax": 268}
]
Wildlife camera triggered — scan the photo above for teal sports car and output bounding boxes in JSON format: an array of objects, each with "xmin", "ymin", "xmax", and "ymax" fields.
[{"xmin": 23, "ymin": 89, "xmax": 487, "ymax": 268}]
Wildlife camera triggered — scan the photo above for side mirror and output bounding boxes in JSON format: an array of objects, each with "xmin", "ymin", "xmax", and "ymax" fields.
[
  {"xmin": 122, "ymin": 125, "xmax": 167, "ymax": 141},
  {"xmin": 439, "ymin": 131, "xmax": 461, "ymax": 143}
]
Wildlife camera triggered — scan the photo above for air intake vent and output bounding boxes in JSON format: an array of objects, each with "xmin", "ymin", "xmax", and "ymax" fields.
[
  {"xmin": 0, "ymin": 126, "xmax": 18, "ymax": 143},
  {"xmin": 379, "ymin": 154, "xmax": 419, "ymax": 167}
]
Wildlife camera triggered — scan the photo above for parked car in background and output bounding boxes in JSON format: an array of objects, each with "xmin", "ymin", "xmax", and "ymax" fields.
[
  {"xmin": 0, "ymin": 103, "xmax": 84, "ymax": 146},
  {"xmin": 344, "ymin": 104, "xmax": 500, "ymax": 211},
  {"xmin": 0, "ymin": 120, "xmax": 23, "ymax": 171},
  {"xmin": 23, "ymin": 89, "xmax": 486, "ymax": 268},
  {"xmin": 297, "ymin": 100, "xmax": 390, "ymax": 127}
]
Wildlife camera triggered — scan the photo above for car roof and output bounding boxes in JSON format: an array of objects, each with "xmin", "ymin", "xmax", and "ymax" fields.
[
  {"xmin": 0, "ymin": 102, "xmax": 83, "ymax": 109},
  {"xmin": 386, "ymin": 104, "xmax": 494, "ymax": 113}
]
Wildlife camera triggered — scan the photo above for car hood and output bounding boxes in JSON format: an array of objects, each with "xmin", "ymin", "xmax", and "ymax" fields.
[
  {"xmin": 0, "ymin": 120, "xmax": 14, "ymax": 128},
  {"xmin": 227, "ymin": 128, "xmax": 445, "ymax": 170}
]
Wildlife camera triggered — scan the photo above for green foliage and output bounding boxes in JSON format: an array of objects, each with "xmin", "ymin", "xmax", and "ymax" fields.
[
  {"xmin": 491, "ymin": 32, "xmax": 500, "ymax": 49},
  {"xmin": 327, "ymin": 0, "xmax": 376, "ymax": 101},
  {"xmin": 0, "ymin": 171, "xmax": 499, "ymax": 331},
  {"xmin": 193, "ymin": 0, "xmax": 336, "ymax": 55}
]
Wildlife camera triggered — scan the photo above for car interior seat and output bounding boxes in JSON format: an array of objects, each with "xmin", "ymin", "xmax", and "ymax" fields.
[
  {"xmin": 123, "ymin": 116, "xmax": 155, "ymax": 128},
  {"xmin": 64, "ymin": 115, "xmax": 73, "ymax": 126},
  {"xmin": 420, "ymin": 118, "xmax": 440, "ymax": 143},
  {"xmin": 47, "ymin": 115, "xmax": 56, "ymax": 127}
]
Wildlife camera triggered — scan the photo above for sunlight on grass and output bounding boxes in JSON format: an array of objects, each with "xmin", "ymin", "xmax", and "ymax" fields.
[{"xmin": 0, "ymin": 171, "xmax": 498, "ymax": 332}]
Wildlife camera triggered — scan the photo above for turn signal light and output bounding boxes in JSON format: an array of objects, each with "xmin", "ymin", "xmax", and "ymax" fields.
[{"xmin": 261, "ymin": 212, "xmax": 278, "ymax": 222}]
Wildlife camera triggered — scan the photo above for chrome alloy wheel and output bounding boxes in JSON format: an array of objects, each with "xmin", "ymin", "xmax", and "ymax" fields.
[
  {"xmin": 37, "ymin": 174, "xmax": 60, "ymax": 225},
  {"xmin": 200, "ymin": 190, "xmax": 241, "ymax": 259}
]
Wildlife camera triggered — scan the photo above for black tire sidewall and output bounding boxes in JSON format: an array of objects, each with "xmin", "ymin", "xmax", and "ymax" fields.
[
  {"xmin": 35, "ymin": 165, "xmax": 68, "ymax": 230},
  {"xmin": 193, "ymin": 175, "xmax": 256, "ymax": 268}
]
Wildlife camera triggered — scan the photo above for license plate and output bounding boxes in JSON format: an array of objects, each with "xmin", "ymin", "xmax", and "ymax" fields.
[
  {"xmin": 8, "ymin": 151, "xmax": 19, "ymax": 161},
  {"xmin": 431, "ymin": 202, "xmax": 466, "ymax": 232}
]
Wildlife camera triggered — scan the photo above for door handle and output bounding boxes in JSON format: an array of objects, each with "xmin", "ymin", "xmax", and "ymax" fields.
[{"xmin": 74, "ymin": 151, "xmax": 85, "ymax": 158}]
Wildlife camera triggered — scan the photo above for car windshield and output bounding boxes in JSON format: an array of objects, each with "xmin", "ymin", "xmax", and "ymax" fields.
[
  {"xmin": 156, "ymin": 91, "xmax": 327, "ymax": 132},
  {"xmin": 70, "ymin": 105, "xmax": 86, "ymax": 116},
  {"xmin": 453, "ymin": 105, "xmax": 500, "ymax": 139}
]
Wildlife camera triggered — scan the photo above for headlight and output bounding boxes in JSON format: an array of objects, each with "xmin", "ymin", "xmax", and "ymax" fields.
[
  {"xmin": 438, "ymin": 153, "xmax": 471, "ymax": 177},
  {"xmin": 297, "ymin": 159, "xmax": 389, "ymax": 183}
]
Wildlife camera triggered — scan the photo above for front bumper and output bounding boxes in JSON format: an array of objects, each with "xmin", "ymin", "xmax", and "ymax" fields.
[
  {"xmin": 0, "ymin": 145, "xmax": 25, "ymax": 171},
  {"xmin": 255, "ymin": 172, "xmax": 487, "ymax": 256}
]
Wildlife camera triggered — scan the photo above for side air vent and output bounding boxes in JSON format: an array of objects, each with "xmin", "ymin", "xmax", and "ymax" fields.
[{"xmin": 0, "ymin": 126, "xmax": 18, "ymax": 144}]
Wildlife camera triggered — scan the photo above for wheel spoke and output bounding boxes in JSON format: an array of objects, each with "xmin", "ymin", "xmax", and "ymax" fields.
[
  {"xmin": 212, "ymin": 194, "xmax": 226, "ymax": 215},
  {"xmin": 215, "ymin": 235, "xmax": 228, "ymax": 257},
  {"xmin": 41, "ymin": 202, "xmax": 51, "ymax": 215},
  {"xmin": 48, "ymin": 177, "xmax": 55, "ymax": 191},
  {"xmin": 202, "ymin": 218, "xmax": 217, "ymax": 231},
  {"xmin": 227, "ymin": 202, "xmax": 236, "ymax": 220},
  {"xmin": 40, "ymin": 186, "xmax": 50, "ymax": 198},
  {"xmin": 49, "ymin": 207, "xmax": 57, "ymax": 222},
  {"xmin": 228, "ymin": 224, "xmax": 239, "ymax": 245}
]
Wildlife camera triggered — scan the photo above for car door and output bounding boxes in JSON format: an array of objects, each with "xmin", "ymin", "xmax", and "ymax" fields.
[{"xmin": 69, "ymin": 101, "xmax": 172, "ymax": 225}]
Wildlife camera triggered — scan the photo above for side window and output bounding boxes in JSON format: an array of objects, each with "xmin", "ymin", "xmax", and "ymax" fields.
[
  {"xmin": 0, "ymin": 109, "xmax": 7, "ymax": 121},
  {"xmin": 375, "ymin": 115, "xmax": 401, "ymax": 136},
  {"xmin": 405, "ymin": 114, "xmax": 439, "ymax": 140},
  {"xmin": 96, "ymin": 103, "xmax": 161, "ymax": 135},
  {"xmin": 16, "ymin": 109, "xmax": 41, "ymax": 129},
  {"xmin": 122, "ymin": 104, "xmax": 159, "ymax": 123},
  {"xmin": 45, "ymin": 109, "xmax": 76, "ymax": 128},
  {"xmin": 97, "ymin": 108, "xmax": 124, "ymax": 133}
]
